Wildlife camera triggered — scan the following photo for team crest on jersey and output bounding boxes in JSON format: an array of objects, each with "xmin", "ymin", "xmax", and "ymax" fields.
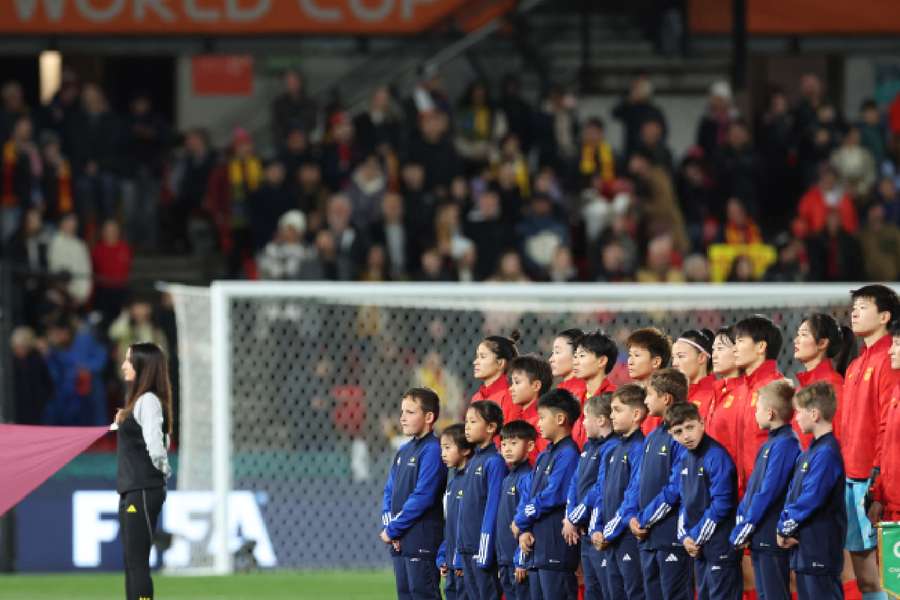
[
  {"xmin": 698, "ymin": 467, "xmax": 704, "ymax": 476},
  {"xmin": 407, "ymin": 456, "xmax": 417, "ymax": 466},
  {"xmin": 750, "ymin": 392, "xmax": 758, "ymax": 407},
  {"xmin": 864, "ymin": 367, "xmax": 874, "ymax": 381},
  {"xmin": 475, "ymin": 465, "xmax": 483, "ymax": 475},
  {"xmin": 457, "ymin": 489, "xmax": 464, "ymax": 498},
  {"xmin": 801, "ymin": 461, "xmax": 809, "ymax": 472},
  {"xmin": 723, "ymin": 394, "xmax": 734, "ymax": 408},
  {"xmin": 659, "ymin": 445, "xmax": 667, "ymax": 455}
]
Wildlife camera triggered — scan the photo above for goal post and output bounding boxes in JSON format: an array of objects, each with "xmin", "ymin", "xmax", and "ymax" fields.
[{"xmin": 165, "ymin": 281, "xmax": 896, "ymax": 574}]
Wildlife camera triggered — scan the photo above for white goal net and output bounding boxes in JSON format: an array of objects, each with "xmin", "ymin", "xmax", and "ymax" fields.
[{"xmin": 165, "ymin": 282, "xmax": 887, "ymax": 574}]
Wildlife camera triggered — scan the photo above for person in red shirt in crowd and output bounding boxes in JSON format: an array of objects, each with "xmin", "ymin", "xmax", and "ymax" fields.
[
  {"xmin": 869, "ymin": 320, "xmax": 900, "ymax": 525},
  {"xmin": 625, "ymin": 327, "xmax": 671, "ymax": 435},
  {"xmin": 550, "ymin": 328, "xmax": 587, "ymax": 403},
  {"xmin": 91, "ymin": 218, "xmax": 133, "ymax": 325},
  {"xmin": 507, "ymin": 354, "xmax": 553, "ymax": 463},
  {"xmin": 796, "ymin": 164, "xmax": 859, "ymax": 236},
  {"xmin": 472, "ymin": 331, "xmax": 523, "ymax": 425},
  {"xmin": 732, "ymin": 315, "xmax": 785, "ymax": 492},
  {"xmin": 570, "ymin": 330, "xmax": 618, "ymax": 447},
  {"xmin": 672, "ymin": 328, "xmax": 717, "ymax": 419},
  {"xmin": 706, "ymin": 326, "xmax": 745, "ymax": 466},
  {"xmin": 792, "ymin": 313, "xmax": 856, "ymax": 448},
  {"xmin": 841, "ymin": 284, "xmax": 899, "ymax": 600}
]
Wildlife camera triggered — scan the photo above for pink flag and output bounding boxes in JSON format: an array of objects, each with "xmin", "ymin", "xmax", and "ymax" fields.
[{"xmin": 0, "ymin": 425, "xmax": 110, "ymax": 517}]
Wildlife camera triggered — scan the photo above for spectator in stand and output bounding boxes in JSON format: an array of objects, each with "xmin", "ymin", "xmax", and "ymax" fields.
[
  {"xmin": 534, "ymin": 86, "xmax": 579, "ymax": 173},
  {"xmin": 399, "ymin": 161, "xmax": 436, "ymax": 233},
  {"xmin": 1, "ymin": 115, "xmax": 41, "ymax": 242},
  {"xmin": 714, "ymin": 119, "xmax": 760, "ymax": 217},
  {"xmin": 635, "ymin": 118, "xmax": 674, "ymax": 174},
  {"xmin": 250, "ymin": 160, "xmax": 293, "ymax": 253},
  {"xmin": 47, "ymin": 213, "xmax": 92, "ymax": 307},
  {"xmin": 612, "ymin": 75, "xmax": 667, "ymax": 158},
  {"xmin": 859, "ymin": 203, "xmax": 900, "ymax": 281},
  {"xmin": 796, "ymin": 164, "xmax": 858, "ymax": 235},
  {"xmin": 595, "ymin": 239, "xmax": 634, "ymax": 282},
  {"xmin": 38, "ymin": 130, "xmax": 73, "ymax": 225},
  {"xmin": 41, "ymin": 68, "xmax": 80, "ymax": 142},
  {"xmin": 488, "ymin": 249, "xmax": 530, "ymax": 282},
  {"xmin": 676, "ymin": 152, "xmax": 717, "ymax": 250},
  {"xmin": 206, "ymin": 127, "xmax": 263, "ymax": 277},
  {"xmin": 872, "ymin": 176, "xmax": 900, "ymax": 226},
  {"xmin": 464, "ymin": 188, "xmax": 512, "ymax": 280},
  {"xmin": 831, "ymin": 126, "xmax": 877, "ymax": 199},
  {"xmin": 91, "ymin": 219, "xmax": 133, "ymax": 325},
  {"xmin": 798, "ymin": 101, "xmax": 843, "ymax": 187},
  {"xmin": 756, "ymin": 88, "xmax": 796, "ymax": 232},
  {"xmin": 763, "ymin": 233, "xmax": 808, "ymax": 282},
  {"xmin": 359, "ymin": 244, "xmax": 390, "ymax": 282},
  {"xmin": 722, "ymin": 197, "xmax": 762, "ymax": 245},
  {"xmin": 257, "ymin": 209, "xmax": 309, "ymax": 280},
  {"xmin": 353, "ymin": 85, "xmax": 401, "ymax": 156},
  {"xmin": 495, "ymin": 160, "xmax": 526, "ymax": 224},
  {"xmin": 346, "ymin": 154, "xmax": 387, "ymax": 230},
  {"xmin": 548, "ymin": 245, "xmax": 578, "ymax": 282},
  {"xmin": 628, "ymin": 150, "xmax": 690, "ymax": 253},
  {"xmin": 295, "ymin": 160, "xmax": 329, "ymax": 224},
  {"xmin": 369, "ymin": 192, "xmax": 417, "ymax": 280},
  {"xmin": 0, "ymin": 81, "xmax": 29, "ymax": 143},
  {"xmin": 582, "ymin": 180, "xmax": 631, "ymax": 253},
  {"xmin": 517, "ymin": 192, "xmax": 568, "ymax": 277},
  {"xmin": 278, "ymin": 125, "xmax": 313, "ymax": 189},
  {"xmin": 121, "ymin": 92, "xmax": 169, "ymax": 251},
  {"xmin": 108, "ymin": 296, "xmax": 169, "ymax": 368},
  {"xmin": 416, "ymin": 246, "xmax": 456, "ymax": 281},
  {"xmin": 792, "ymin": 74, "xmax": 827, "ymax": 146},
  {"xmin": 323, "ymin": 193, "xmax": 367, "ymax": 280},
  {"xmin": 858, "ymin": 99, "xmax": 888, "ymax": 169},
  {"xmin": 271, "ymin": 69, "xmax": 318, "ymax": 147},
  {"xmin": 406, "ymin": 109, "xmax": 459, "ymax": 193},
  {"xmin": 494, "ymin": 134, "xmax": 530, "ymax": 199},
  {"xmin": 576, "ymin": 117, "xmax": 617, "ymax": 190},
  {"xmin": 683, "ymin": 253, "xmax": 711, "ymax": 282},
  {"xmin": 169, "ymin": 128, "xmax": 216, "ymax": 253},
  {"xmin": 321, "ymin": 111, "xmax": 361, "ymax": 191},
  {"xmin": 68, "ymin": 84, "xmax": 122, "ymax": 236},
  {"xmin": 697, "ymin": 80, "xmax": 738, "ymax": 158},
  {"xmin": 726, "ymin": 254, "xmax": 757, "ymax": 282},
  {"xmin": 637, "ymin": 233, "xmax": 685, "ymax": 282},
  {"xmin": 7, "ymin": 207, "xmax": 51, "ymax": 328},
  {"xmin": 805, "ymin": 210, "xmax": 864, "ymax": 282},
  {"xmin": 44, "ymin": 314, "xmax": 107, "ymax": 426},
  {"xmin": 499, "ymin": 74, "xmax": 534, "ymax": 153},
  {"xmin": 11, "ymin": 326, "xmax": 53, "ymax": 425},
  {"xmin": 455, "ymin": 80, "xmax": 507, "ymax": 173}
]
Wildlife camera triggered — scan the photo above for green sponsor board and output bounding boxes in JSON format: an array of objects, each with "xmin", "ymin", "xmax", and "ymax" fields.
[{"xmin": 882, "ymin": 522, "xmax": 900, "ymax": 599}]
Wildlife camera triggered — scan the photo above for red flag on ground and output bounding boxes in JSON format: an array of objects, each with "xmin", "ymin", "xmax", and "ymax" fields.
[{"xmin": 0, "ymin": 425, "xmax": 110, "ymax": 517}]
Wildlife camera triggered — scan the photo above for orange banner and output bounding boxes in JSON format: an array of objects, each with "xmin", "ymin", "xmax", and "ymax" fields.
[
  {"xmin": 690, "ymin": 0, "xmax": 900, "ymax": 34},
  {"xmin": 1, "ymin": 0, "xmax": 470, "ymax": 34}
]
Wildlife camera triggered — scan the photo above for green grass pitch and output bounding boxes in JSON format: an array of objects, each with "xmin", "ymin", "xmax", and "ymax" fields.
[{"xmin": 0, "ymin": 570, "xmax": 396, "ymax": 599}]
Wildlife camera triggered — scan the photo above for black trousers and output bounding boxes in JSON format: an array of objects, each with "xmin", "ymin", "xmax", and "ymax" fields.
[{"xmin": 119, "ymin": 487, "xmax": 166, "ymax": 600}]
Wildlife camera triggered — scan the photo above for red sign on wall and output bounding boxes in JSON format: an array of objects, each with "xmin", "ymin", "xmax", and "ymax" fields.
[{"xmin": 191, "ymin": 55, "xmax": 254, "ymax": 97}]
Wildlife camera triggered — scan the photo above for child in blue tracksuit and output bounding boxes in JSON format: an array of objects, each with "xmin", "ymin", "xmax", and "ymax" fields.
[
  {"xmin": 437, "ymin": 424, "xmax": 475, "ymax": 600},
  {"xmin": 777, "ymin": 382, "xmax": 846, "ymax": 600},
  {"xmin": 459, "ymin": 400, "xmax": 508, "ymax": 600},
  {"xmin": 496, "ymin": 420, "xmax": 537, "ymax": 600},
  {"xmin": 590, "ymin": 383, "xmax": 647, "ymax": 600},
  {"xmin": 728, "ymin": 380, "xmax": 801, "ymax": 600},
  {"xmin": 564, "ymin": 393, "xmax": 618, "ymax": 600},
  {"xmin": 381, "ymin": 388, "xmax": 449, "ymax": 600},
  {"xmin": 623, "ymin": 368, "xmax": 693, "ymax": 600},
  {"xmin": 667, "ymin": 402, "xmax": 741, "ymax": 600},
  {"xmin": 513, "ymin": 389, "xmax": 582, "ymax": 600}
]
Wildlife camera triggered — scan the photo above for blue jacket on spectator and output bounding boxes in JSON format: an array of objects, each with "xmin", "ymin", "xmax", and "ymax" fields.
[{"xmin": 45, "ymin": 327, "xmax": 107, "ymax": 426}]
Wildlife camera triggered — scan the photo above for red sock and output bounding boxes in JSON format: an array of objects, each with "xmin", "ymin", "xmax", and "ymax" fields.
[
  {"xmin": 742, "ymin": 590, "xmax": 757, "ymax": 600},
  {"xmin": 578, "ymin": 584, "xmax": 585, "ymax": 600},
  {"xmin": 843, "ymin": 580, "xmax": 862, "ymax": 600}
]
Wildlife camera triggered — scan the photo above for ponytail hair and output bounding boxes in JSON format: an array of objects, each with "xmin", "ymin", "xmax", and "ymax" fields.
[
  {"xmin": 803, "ymin": 313, "xmax": 858, "ymax": 376},
  {"xmin": 677, "ymin": 328, "xmax": 715, "ymax": 370},
  {"xmin": 481, "ymin": 330, "xmax": 521, "ymax": 372}
]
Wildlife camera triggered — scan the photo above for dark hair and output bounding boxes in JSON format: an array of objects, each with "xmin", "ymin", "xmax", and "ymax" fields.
[
  {"xmin": 648, "ymin": 368, "xmax": 689, "ymax": 404},
  {"xmin": 509, "ymin": 354, "xmax": 553, "ymax": 396},
  {"xmin": 556, "ymin": 328, "xmax": 585, "ymax": 350},
  {"xmin": 404, "ymin": 387, "xmax": 441, "ymax": 422},
  {"xmin": 626, "ymin": 327, "xmax": 672, "ymax": 366},
  {"xmin": 677, "ymin": 328, "xmax": 715, "ymax": 370},
  {"xmin": 890, "ymin": 319, "xmax": 900, "ymax": 337},
  {"xmin": 469, "ymin": 400, "xmax": 504, "ymax": 432},
  {"xmin": 500, "ymin": 420, "xmax": 538, "ymax": 442},
  {"xmin": 577, "ymin": 330, "xmax": 619, "ymax": 374},
  {"xmin": 734, "ymin": 315, "xmax": 783, "ymax": 360},
  {"xmin": 851, "ymin": 284, "xmax": 900, "ymax": 325},
  {"xmin": 441, "ymin": 423, "xmax": 475, "ymax": 454},
  {"xmin": 794, "ymin": 381, "xmax": 837, "ymax": 422},
  {"xmin": 801, "ymin": 313, "xmax": 858, "ymax": 375},
  {"xmin": 585, "ymin": 392, "xmax": 614, "ymax": 419},
  {"xmin": 665, "ymin": 402, "xmax": 701, "ymax": 429},
  {"xmin": 537, "ymin": 389, "xmax": 581, "ymax": 426},
  {"xmin": 758, "ymin": 380, "xmax": 795, "ymax": 422},
  {"xmin": 612, "ymin": 383, "xmax": 648, "ymax": 411},
  {"xmin": 481, "ymin": 330, "xmax": 521, "ymax": 372},
  {"xmin": 124, "ymin": 342, "xmax": 174, "ymax": 437},
  {"xmin": 715, "ymin": 325, "xmax": 736, "ymax": 345}
]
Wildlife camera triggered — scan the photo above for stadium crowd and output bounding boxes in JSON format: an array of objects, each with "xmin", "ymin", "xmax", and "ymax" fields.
[{"xmin": 4, "ymin": 66, "xmax": 900, "ymax": 430}]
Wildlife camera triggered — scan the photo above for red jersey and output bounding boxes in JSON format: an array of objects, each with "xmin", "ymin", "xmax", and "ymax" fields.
[
  {"xmin": 872, "ymin": 383, "xmax": 900, "ymax": 515},
  {"xmin": 521, "ymin": 400, "xmax": 549, "ymax": 463},
  {"xmin": 572, "ymin": 378, "xmax": 615, "ymax": 448},
  {"xmin": 689, "ymin": 374, "xmax": 717, "ymax": 420},
  {"xmin": 840, "ymin": 334, "xmax": 898, "ymax": 479},
  {"xmin": 794, "ymin": 360, "xmax": 844, "ymax": 449},
  {"xmin": 472, "ymin": 375, "xmax": 522, "ymax": 425},
  {"xmin": 706, "ymin": 376, "xmax": 745, "ymax": 466},
  {"xmin": 735, "ymin": 360, "xmax": 784, "ymax": 490}
]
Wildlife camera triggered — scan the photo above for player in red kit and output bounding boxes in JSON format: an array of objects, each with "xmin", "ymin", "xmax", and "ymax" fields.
[
  {"xmin": 507, "ymin": 354, "xmax": 554, "ymax": 462},
  {"xmin": 706, "ymin": 326, "xmax": 745, "ymax": 469},
  {"xmin": 869, "ymin": 320, "xmax": 900, "ymax": 525},
  {"xmin": 550, "ymin": 328, "xmax": 588, "ymax": 403},
  {"xmin": 570, "ymin": 330, "xmax": 618, "ymax": 447},
  {"xmin": 672, "ymin": 328, "xmax": 717, "ymax": 419},
  {"xmin": 625, "ymin": 327, "xmax": 671, "ymax": 435},
  {"xmin": 472, "ymin": 331, "xmax": 523, "ymax": 424}
]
